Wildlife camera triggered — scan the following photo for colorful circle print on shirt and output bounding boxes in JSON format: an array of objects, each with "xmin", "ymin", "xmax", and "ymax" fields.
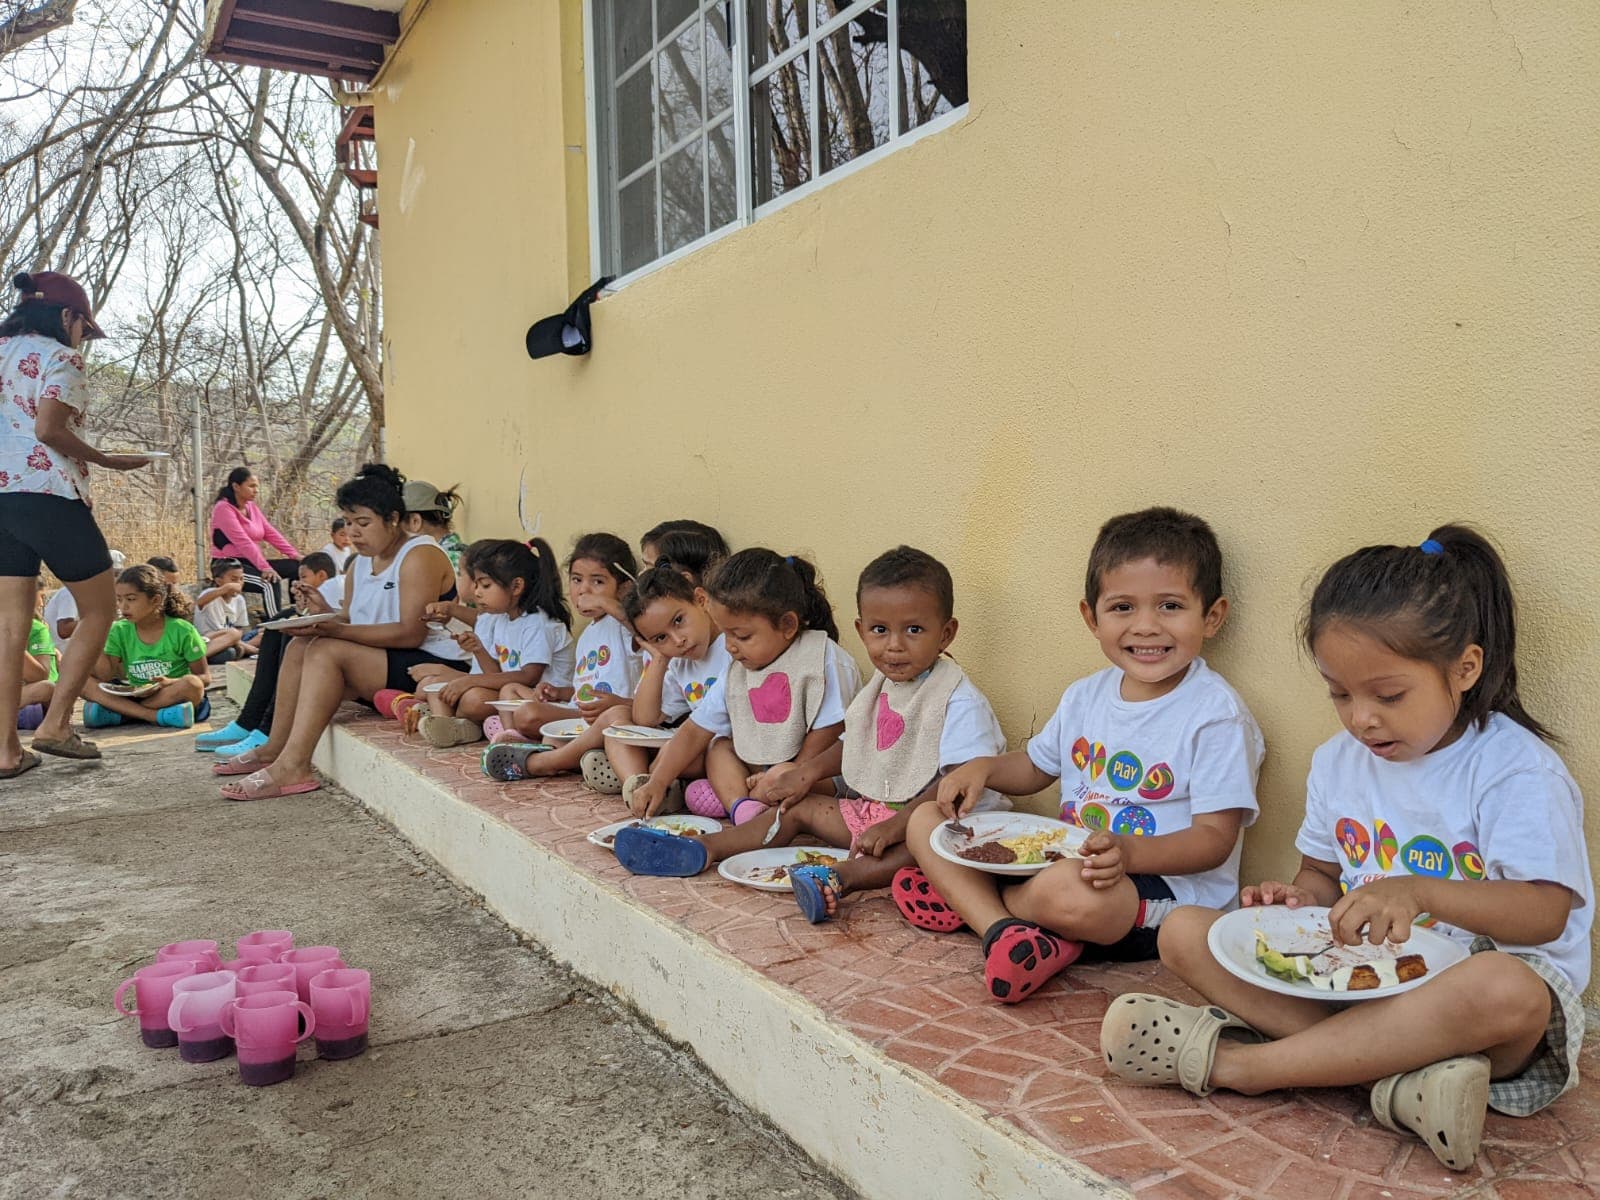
[
  {"xmin": 596, "ymin": 645, "xmax": 611, "ymax": 666},
  {"xmin": 1059, "ymin": 798, "xmax": 1080, "ymax": 826},
  {"xmin": 684, "ymin": 678, "xmax": 715, "ymax": 704},
  {"xmin": 1079, "ymin": 802, "xmax": 1110, "ymax": 831},
  {"xmin": 1106, "ymin": 750, "xmax": 1142, "ymax": 792},
  {"xmin": 1137, "ymin": 763, "xmax": 1175, "ymax": 802},
  {"xmin": 1453, "ymin": 840, "xmax": 1485, "ymax": 881},
  {"xmin": 1399, "ymin": 834, "xmax": 1453, "ymax": 879},
  {"xmin": 1112, "ymin": 805, "xmax": 1157, "ymax": 837},
  {"xmin": 1373, "ymin": 820, "xmax": 1399, "ymax": 870},
  {"xmin": 1071, "ymin": 737, "xmax": 1092, "ymax": 771},
  {"xmin": 1334, "ymin": 817, "xmax": 1371, "ymax": 868}
]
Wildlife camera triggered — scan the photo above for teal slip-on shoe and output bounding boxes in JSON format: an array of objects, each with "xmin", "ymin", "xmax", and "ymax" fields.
[
  {"xmin": 83, "ymin": 702, "xmax": 123, "ymax": 728},
  {"xmin": 211, "ymin": 728, "xmax": 269, "ymax": 756},
  {"xmin": 195, "ymin": 720, "xmax": 246, "ymax": 748},
  {"xmin": 156, "ymin": 702, "xmax": 195, "ymax": 729}
]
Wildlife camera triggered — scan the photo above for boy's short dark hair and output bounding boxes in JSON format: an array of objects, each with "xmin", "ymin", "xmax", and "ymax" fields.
[
  {"xmin": 330, "ymin": 517, "xmax": 346, "ymax": 533},
  {"xmin": 1085, "ymin": 507, "xmax": 1223, "ymax": 611},
  {"xmin": 300, "ymin": 551, "xmax": 337, "ymax": 577},
  {"xmin": 147, "ymin": 556, "xmax": 178, "ymax": 574},
  {"xmin": 209, "ymin": 557, "xmax": 244, "ymax": 580},
  {"xmin": 856, "ymin": 546, "xmax": 954, "ymax": 621}
]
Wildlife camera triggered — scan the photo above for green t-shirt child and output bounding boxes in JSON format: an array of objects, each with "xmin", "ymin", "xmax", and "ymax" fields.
[
  {"xmin": 28, "ymin": 618, "xmax": 58, "ymax": 683},
  {"xmin": 104, "ymin": 618, "xmax": 207, "ymax": 684}
]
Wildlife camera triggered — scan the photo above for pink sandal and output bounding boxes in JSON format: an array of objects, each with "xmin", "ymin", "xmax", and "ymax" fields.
[
  {"xmin": 220, "ymin": 769, "xmax": 322, "ymax": 802},
  {"xmin": 212, "ymin": 748, "xmax": 270, "ymax": 777}
]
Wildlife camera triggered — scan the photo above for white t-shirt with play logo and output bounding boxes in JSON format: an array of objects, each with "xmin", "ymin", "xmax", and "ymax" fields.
[
  {"xmin": 660, "ymin": 638, "xmax": 734, "ymax": 723},
  {"xmin": 473, "ymin": 611, "xmax": 574, "ymax": 688},
  {"xmin": 1296, "ymin": 713, "xmax": 1592, "ymax": 995},
  {"xmin": 1027, "ymin": 658, "xmax": 1264, "ymax": 911},
  {"xmin": 572, "ymin": 614, "xmax": 645, "ymax": 702}
]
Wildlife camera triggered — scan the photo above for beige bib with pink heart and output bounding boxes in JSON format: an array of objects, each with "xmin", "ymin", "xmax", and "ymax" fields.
[
  {"xmin": 724, "ymin": 629, "xmax": 832, "ymax": 767},
  {"xmin": 840, "ymin": 656, "xmax": 963, "ymax": 805}
]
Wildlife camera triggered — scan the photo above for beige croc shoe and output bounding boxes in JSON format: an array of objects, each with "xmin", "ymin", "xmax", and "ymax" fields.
[
  {"xmin": 620, "ymin": 772, "xmax": 684, "ymax": 814},
  {"xmin": 580, "ymin": 749, "xmax": 623, "ymax": 794},
  {"xmin": 1370, "ymin": 1054, "xmax": 1490, "ymax": 1171},
  {"xmin": 1100, "ymin": 993, "xmax": 1261, "ymax": 1096}
]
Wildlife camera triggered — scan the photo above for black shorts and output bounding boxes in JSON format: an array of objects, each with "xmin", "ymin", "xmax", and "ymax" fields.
[
  {"xmin": 382, "ymin": 648, "xmax": 468, "ymax": 695},
  {"xmin": 0, "ymin": 493, "xmax": 112, "ymax": 581},
  {"xmin": 1077, "ymin": 873, "xmax": 1177, "ymax": 964}
]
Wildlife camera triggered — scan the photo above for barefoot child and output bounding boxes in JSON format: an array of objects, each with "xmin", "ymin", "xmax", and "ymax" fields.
[
  {"xmin": 413, "ymin": 538, "xmax": 572, "ymax": 747},
  {"xmin": 617, "ymin": 546, "xmax": 1003, "ymax": 927},
  {"xmin": 83, "ymin": 564, "xmax": 209, "ymax": 728},
  {"xmin": 1101, "ymin": 525, "xmax": 1591, "ymax": 1172},
  {"xmin": 481, "ymin": 533, "xmax": 645, "ymax": 785},
  {"xmin": 909, "ymin": 508, "xmax": 1263, "ymax": 1004},
  {"xmin": 602, "ymin": 561, "xmax": 732, "ymax": 810},
  {"xmin": 19, "ymin": 579, "xmax": 57, "ymax": 729},
  {"xmin": 617, "ymin": 548, "xmax": 859, "ymax": 822}
]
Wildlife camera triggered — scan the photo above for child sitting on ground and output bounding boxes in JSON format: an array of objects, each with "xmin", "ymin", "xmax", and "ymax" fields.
[
  {"xmin": 1101, "ymin": 525, "xmax": 1591, "ymax": 1173},
  {"xmin": 601, "ymin": 561, "xmax": 732, "ymax": 810},
  {"xmin": 409, "ymin": 538, "xmax": 573, "ymax": 747},
  {"xmin": 617, "ymin": 546, "xmax": 1004, "ymax": 929},
  {"xmin": 296, "ymin": 551, "xmax": 347, "ymax": 612},
  {"xmin": 908, "ymin": 508, "xmax": 1263, "ymax": 1004},
  {"xmin": 83, "ymin": 564, "xmax": 210, "ymax": 729},
  {"xmin": 195, "ymin": 558, "xmax": 257, "ymax": 662},
  {"xmin": 19, "ymin": 579, "xmax": 57, "ymax": 729},
  {"xmin": 481, "ymin": 533, "xmax": 645, "ymax": 784},
  {"xmin": 617, "ymin": 548, "xmax": 860, "ymax": 823}
]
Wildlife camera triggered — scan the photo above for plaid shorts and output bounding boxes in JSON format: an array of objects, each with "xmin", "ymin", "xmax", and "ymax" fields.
[{"xmin": 1470, "ymin": 937, "xmax": 1586, "ymax": 1116}]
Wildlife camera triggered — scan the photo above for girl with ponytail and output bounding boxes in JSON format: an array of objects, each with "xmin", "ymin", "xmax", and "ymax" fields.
[
  {"xmin": 80, "ymin": 564, "xmax": 209, "ymax": 729},
  {"xmin": 619, "ymin": 548, "xmax": 859, "ymax": 823},
  {"xmin": 407, "ymin": 537, "xmax": 574, "ymax": 747},
  {"xmin": 1103, "ymin": 524, "xmax": 1591, "ymax": 1175}
]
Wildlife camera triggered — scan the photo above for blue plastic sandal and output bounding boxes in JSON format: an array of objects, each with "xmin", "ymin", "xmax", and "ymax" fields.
[
  {"xmin": 157, "ymin": 702, "xmax": 195, "ymax": 729},
  {"xmin": 195, "ymin": 720, "xmax": 245, "ymax": 748},
  {"xmin": 83, "ymin": 702, "xmax": 123, "ymax": 728},
  {"xmin": 614, "ymin": 826, "xmax": 709, "ymax": 877},
  {"xmin": 210, "ymin": 728, "xmax": 268, "ymax": 756},
  {"xmin": 790, "ymin": 865, "xmax": 843, "ymax": 924}
]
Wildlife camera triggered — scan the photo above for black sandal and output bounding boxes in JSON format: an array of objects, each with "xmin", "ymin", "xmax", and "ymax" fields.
[
  {"xmin": 31, "ymin": 732, "xmax": 101, "ymax": 760},
  {"xmin": 0, "ymin": 750, "xmax": 41, "ymax": 779}
]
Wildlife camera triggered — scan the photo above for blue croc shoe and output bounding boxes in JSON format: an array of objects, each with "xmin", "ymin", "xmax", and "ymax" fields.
[
  {"xmin": 211, "ymin": 728, "xmax": 268, "ymax": 756},
  {"xmin": 195, "ymin": 720, "xmax": 246, "ymax": 749},
  {"xmin": 156, "ymin": 702, "xmax": 195, "ymax": 729},
  {"xmin": 613, "ymin": 826, "xmax": 709, "ymax": 877},
  {"xmin": 83, "ymin": 702, "xmax": 123, "ymax": 728}
]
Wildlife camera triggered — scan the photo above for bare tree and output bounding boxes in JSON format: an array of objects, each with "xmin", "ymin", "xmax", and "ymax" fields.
[{"xmin": 1, "ymin": 0, "xmax": 78, "ymax": 59}]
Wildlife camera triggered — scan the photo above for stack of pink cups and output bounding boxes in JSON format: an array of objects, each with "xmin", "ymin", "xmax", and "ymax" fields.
[{"xmin": 111, "ymin": 929, "xmax": 372, "ymax": 1086}]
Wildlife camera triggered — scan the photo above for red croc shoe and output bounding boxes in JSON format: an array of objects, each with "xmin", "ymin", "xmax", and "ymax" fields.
[
  {"xmin": 983, "ymin": 920, "xmax": 1081, "ymax": 1004},
  {"xmin": 891, "ymin": 867, "xmax": 966, "ymax": 933}
]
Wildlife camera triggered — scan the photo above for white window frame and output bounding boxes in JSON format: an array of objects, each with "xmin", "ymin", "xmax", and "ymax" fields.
[{"xmin": 585, "ymin": 0, "xmax": 969, "ymax": 290}]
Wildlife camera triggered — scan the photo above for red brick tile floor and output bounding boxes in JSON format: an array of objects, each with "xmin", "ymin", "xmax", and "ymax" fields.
[{"xmin": 331, "ymin": 709, "xmax": 1600, "ymax": 1198}]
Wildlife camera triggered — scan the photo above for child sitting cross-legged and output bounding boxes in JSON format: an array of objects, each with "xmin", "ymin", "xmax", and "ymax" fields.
[
  {"xmin": 1101, "ymin": 525, "xmax": 1591, "ymax": 1173},
  {"xmin": 195, "ymin": 558, "xmax": 258, "ymax": 663},
  {"xmin": 615, "ymin": 548, "xmax": 860, "ymax": 825},
  {"xmin": 617, "ymin": 545, "xmax": 1003, "ymax": 928},
  {"xmin": 18, "ymin": 578, "xmax": 58, "ymax": 730},
  {"xmin": 481, "ymin": 532, "xmax": 646, "ymax": 782},
  {"xmin": 906, "ymin": 508, "xmax": 1264, "ymax": 1003},
  {"xmin": 83, "ymin": 564, "xmax": 210, "ymax": 729},
  {"xmin": 409, "ymin": 537, "xmax": 574, "ymax": 748}
]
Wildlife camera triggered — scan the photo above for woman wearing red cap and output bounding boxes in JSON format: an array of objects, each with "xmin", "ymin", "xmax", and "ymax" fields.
[{"xmin": 0, "ymin": 271, "xmax": 151, "ymax": 774}]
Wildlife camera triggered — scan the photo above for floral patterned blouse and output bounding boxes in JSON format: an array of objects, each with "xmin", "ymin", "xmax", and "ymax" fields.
[{"xmin": 0, "ymin": 333, "xmax": 91, "ymax": 501}]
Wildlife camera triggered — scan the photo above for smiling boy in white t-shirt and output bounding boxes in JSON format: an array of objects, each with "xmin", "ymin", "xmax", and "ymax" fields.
[{"xmin": 908, "ymin": 508, "xmax": 1264, "ymax": 1004}]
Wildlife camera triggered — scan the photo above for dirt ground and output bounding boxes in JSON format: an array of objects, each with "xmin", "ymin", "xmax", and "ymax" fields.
[{"xmin": 0, "ymin": 707, "xmax": 855, "ymax": 1200}]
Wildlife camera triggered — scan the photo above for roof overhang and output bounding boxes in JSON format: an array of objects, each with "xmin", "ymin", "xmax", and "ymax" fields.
[{"xmin": 205, "ymin": 0, "xmax": 402, "ymax": 82}]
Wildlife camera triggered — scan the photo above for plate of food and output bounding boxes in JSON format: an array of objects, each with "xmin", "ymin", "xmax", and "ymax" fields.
[
  {"xmin": 587, "ymin": 814, "xmax": 723, "ymax": 851},
  {"xmin": 540, "ymin": 717, "xmax": 588, "ymax": 745},
  {"xmin": 602, "ymin": 724, "xmax": 674, "ymax": 748},
  {"xmin": 101, "ymin": 681, "xmax": 162, "ymax": 698},
  {"xmin": 1207, "ymin": 905, "xmax": 1468, "ymax": 1001},
  {"xmin": 929, "ymin": 812, "xmax": 1088, "ymax": 876},
  {"xmin": 260, "ymin": 611, "xmax": 339, "ymax": 631},
  {"xmin": 718, "ymin": 846, "xmax": 850, "ymax": 892}
]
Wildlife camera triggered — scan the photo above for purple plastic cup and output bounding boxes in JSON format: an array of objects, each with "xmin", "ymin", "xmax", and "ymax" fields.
[
  {"xmin": 113, "ymin": 960, "xmax": 199, "ymax": 1048},
  {"xmin": 156, "ymin": 940, "xmax": 222, "ymax": 973},
  {"xmin": 167, "ymin": 970, "xmax": 238, "ymax": 1063},
  {"xmin": 235, "ymin": 930, "xmax": 294, "ymax": 964},
  {"xmin": 280, "ymin": 946, "xmax": 344, "ymax": 1003},
  {"xmin": 235, "ymin": 962, "xmax": 298, "ymax": 998}
]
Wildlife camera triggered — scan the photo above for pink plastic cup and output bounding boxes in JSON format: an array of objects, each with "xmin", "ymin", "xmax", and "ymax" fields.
[
  {"xmin": 281, "ymin": 946, "xmax": 344, "ymax": 1003},
  {"xmin": 235, "ymin": 930, "xmax": 294, "ymax": 964},
  {"xmin": 309, "ymin": 968, "xmax": 370, "ymax": 1060},
  {"xmin": 235, "ymin": 962, "xmax": 298, "ymax": 997},
  {"xmin": 157, "ymin": 939, "xmax": 223, "ymax": 973},
  {"xmin": 113, "ymin": 960, "xmax": 199, "ymax": 1048},
  {"xmin": 220, "ymin": 989, "xmax": 315, "ymax": 1086},
  {"xmin": 167, "ymin": 970, "xmax": 238, "ymax": 1062}
]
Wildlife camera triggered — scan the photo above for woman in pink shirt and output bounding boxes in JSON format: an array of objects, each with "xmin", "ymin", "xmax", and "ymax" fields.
[{"xmin": 209, "ymin": 467, "xmax": 300, "ymax": 619}]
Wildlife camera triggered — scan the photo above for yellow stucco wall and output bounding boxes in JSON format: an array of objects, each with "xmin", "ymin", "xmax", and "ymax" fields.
[{"xmin": 370, "ymin": 1, "xmax": 1600, "ymax": 984}]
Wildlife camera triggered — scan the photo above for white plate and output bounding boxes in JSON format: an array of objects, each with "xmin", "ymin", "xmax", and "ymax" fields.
[
  {"xmin": 486, "ymin": 699, "xmax": 530, "ymax": 712},
  {"xmin": 929, "ymin": 813, "xmax": 1088, "ymax": 876},
  {"xmin": 587, "ymin": 814, "xmax": 723, "ymax": 851},
  {"xmin": 425, "ymin": 617, "xmax": 474, "ymax": 636},
  {"xmin": 1207, "ymin": 905, "xmax": 1469, "ymax": 1001},
  {"xmin": 602, "ymin": 724, "xmax": 674, "ymax": 748},
  {"xmin": 260, "ymin": 611, "xmax": 338, "ymax": 631},
  {"xmin": 101, "ymin": 681, "xmax": 162, "ymax": 697},
  {"xmin": 718, "ymin": 846, "xmax": 850, "ymax": 892},
  {"xmin": 420, "ymin": 681, "xmax": 450, "ymax": 694},
  {"xmin": 540, "ymin": 717, "xmax": 588, "ymax": 744},
  {"xmin": 110, "ymin": 450, "xmax": 171, "ymax": 459}
]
